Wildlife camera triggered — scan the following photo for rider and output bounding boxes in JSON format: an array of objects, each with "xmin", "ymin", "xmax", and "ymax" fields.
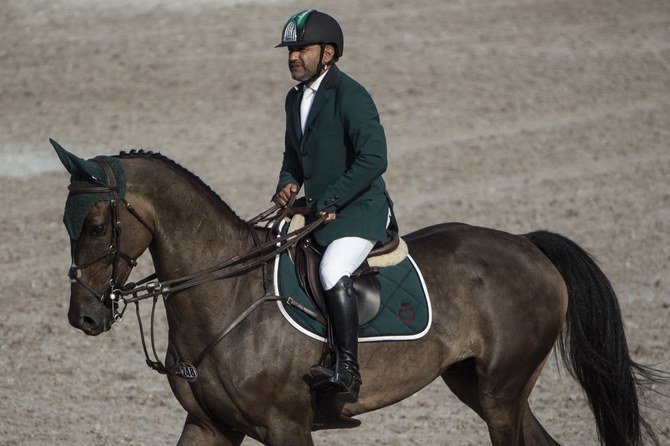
[{"xmin": 273, "ymin": 9, "xmax": 398, "ymax": 403}]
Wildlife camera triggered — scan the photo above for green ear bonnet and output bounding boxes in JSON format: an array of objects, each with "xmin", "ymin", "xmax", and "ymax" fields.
[{"xmin": 50, "ymin": 139, "xmax": 126, "ymax": 240}]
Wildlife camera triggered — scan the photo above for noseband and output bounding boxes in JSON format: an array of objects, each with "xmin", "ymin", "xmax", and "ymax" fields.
[{"xmin": 67, "ymin": 157, "xmax": 151, "ymax": 323}]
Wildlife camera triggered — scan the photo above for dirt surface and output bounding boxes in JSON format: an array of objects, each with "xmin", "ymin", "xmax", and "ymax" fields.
[{"xmin": 1, "ymin": 0, "xmax": 669, "ymax": 444}]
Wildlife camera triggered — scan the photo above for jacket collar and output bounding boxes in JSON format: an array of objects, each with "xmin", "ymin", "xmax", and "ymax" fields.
[
  {"xmin": 294, "ymin": 64, "xmax": 339, "ymax": 91},
  {"xmin": 321, "ymin": 64, "xmax": 339, "ymax": 89},
  {"xmin": 293, "ymin": 65, "xmax": 340, "ymax": 141}
]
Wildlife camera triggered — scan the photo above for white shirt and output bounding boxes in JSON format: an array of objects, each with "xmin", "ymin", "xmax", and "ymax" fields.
[{"xmin": 300, "ymin": 68, "xmax": 328, "ymax": 133}]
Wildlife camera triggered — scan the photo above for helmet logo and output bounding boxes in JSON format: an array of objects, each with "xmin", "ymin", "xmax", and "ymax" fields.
[
  {"xmin": 283, "ymin": 20, "xmax": 297, "ymax": 43},
  {"xmin": 282, "ymin": 9, "xmax": 314, "ymax": 44}
]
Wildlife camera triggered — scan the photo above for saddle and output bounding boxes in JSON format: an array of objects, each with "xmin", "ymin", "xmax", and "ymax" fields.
[{"xmin": 292, "ymin": 224, "xmax": 401, "ymax": 326}]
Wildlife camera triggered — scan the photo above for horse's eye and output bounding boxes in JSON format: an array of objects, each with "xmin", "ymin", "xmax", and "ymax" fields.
[{"xmin": 91, "ymin": 223, "xmax": 106, "ymax": 237}]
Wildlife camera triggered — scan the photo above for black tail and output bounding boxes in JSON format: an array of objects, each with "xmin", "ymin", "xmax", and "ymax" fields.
[{"xmin": 527, "ymin": 230, "xmax": 662, "ymax": 446}]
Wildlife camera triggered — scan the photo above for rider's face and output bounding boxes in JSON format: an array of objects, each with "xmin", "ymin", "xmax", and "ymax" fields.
[{"xmin": 287, "ymin": 44, "xmax": 333, "ymax": 84}]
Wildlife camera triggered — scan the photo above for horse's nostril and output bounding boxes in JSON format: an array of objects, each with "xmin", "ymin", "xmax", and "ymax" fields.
[
  {"xmin": 69, "ymin": 304, "xmax": 108, "ymax": 335},
  {"xmin": 81, "ymin": 315, "xmax": 96, "ymax": 329}
]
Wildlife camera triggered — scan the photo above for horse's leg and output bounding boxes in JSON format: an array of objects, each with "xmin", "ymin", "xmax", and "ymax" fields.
[
  {"xmin": 477, "ymin": 355, "xmax": 556, "ymax": 446},
  {"xmin": 177, "ymin": 414, "xmax": 245, "ymax": 446},
  {"xmin": 442, "ymin": 358, "xmax": 484, "ymax": 418},
  {"xmin": 442, "ymin": 358, "xmax": 530, "ymax": 445},
  {"xmin": 514, "ymin": 358, "xmax": 560, "ymax": 445},
  {"xmin": 435, "ymin": 358, "xmax": 555, "ymax": 446},
  {"xmin": 166, "ymin": 355, "xmax": 245, "ymax": 446},
  {"xmin": 263, "ymin": 427, "xmax": 314, "ymax": 446},
  {"xmin": 252, "ymin": 402, "xmax": 314, "ymax": 446},
  {"xmin": 520, "ymin": 402, "xmax": 561, "ymax": 446}
]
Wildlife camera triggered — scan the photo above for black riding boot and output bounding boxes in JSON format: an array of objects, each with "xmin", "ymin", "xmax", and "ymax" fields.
[{"xmin": 310, "ymin": 275, "xmax": 361, "ymax": 403}]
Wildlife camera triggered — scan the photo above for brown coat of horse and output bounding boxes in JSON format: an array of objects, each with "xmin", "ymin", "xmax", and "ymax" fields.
[{"xmin": 54, "ymin": 143, "xmax": 663, "ymax": 446}]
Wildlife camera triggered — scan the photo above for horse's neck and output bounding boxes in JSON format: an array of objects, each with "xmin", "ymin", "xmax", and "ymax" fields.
[
  {"xmin": 152, "ymin": 204, "xmax": 250, "ymax": 280},
  {"xmin": 124, "ymin": 157, "xmax": 269, "ymax": 364},
  {"xmin": 128, "ymin": 159, "xmax": 253, "ymax": 282}
]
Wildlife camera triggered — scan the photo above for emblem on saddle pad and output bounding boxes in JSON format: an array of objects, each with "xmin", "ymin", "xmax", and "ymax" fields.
[
  {"xmin": 398, "ymin": 303, "xmax": 416, "ymax": 323},
  {"xmin": 274, "ymin": 219, "xmax": 432, "ymax": 342}
]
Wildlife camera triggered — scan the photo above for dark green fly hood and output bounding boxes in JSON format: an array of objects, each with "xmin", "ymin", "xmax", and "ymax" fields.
[{"xmin": 50, "ymin": 138, "xmax": 126, "ymax": 240}]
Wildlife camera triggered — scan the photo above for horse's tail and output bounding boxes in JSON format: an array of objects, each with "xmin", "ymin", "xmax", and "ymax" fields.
[{"xmin": 526, "ymin": 230, "xmax": 662, "ymax": 446}]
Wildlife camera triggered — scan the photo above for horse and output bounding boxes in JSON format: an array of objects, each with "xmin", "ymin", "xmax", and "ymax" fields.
[{"xmin": 51, "ymin": 139, "xmax": 663, "ymax": 446}]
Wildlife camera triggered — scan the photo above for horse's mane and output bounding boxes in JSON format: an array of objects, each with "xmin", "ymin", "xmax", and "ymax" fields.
[{"xmin": 116, "ymin": 149, "xmax": 244, "ymax": 222}]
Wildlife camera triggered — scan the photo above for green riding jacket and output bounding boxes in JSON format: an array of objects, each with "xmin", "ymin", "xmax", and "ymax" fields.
[{"xmin": 277, "ymin": 65, "xmax": 398, "ymax": 247}]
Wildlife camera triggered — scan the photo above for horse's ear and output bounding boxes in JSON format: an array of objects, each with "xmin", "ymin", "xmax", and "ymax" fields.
[{"xmin": 50, "ymin": 138, "xmax": 105, "ymax": 183}]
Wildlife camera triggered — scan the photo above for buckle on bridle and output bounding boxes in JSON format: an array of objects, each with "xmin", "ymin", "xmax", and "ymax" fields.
[{"xmin": 109, "ymin": 288, "xmax": 127, "ymax": 322}]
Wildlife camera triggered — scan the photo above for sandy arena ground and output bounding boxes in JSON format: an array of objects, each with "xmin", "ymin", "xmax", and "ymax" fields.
[{"xmin": 1, "ymin": 0, "xmax": 669, "ymax": 444}]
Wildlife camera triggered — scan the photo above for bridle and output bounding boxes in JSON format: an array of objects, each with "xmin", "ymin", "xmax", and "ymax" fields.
[
  {"xmin": 67, "ymin": 157, "xmax": 152, "ymax": 322},
  {"xmin": 66, "ymin": 158, "xmax": 323, "ymax": 380}
]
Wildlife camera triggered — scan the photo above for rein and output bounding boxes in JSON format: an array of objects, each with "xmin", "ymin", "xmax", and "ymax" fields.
[
  {"xmin": 122, "ymin": 200, "xmax": 324, "ymax": 382},
  {"xmin": 68, "ymin": 160, "xmax": 323, "ymax": 381},
  {"xmin": 117, "ymin": 206, "xmax": 322, "ymax": 306}
]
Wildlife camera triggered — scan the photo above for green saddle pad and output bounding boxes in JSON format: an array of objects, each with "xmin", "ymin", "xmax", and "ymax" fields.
[{"xmin": 273, "ymin": 248, "xmax": 432, "ymax": 342}]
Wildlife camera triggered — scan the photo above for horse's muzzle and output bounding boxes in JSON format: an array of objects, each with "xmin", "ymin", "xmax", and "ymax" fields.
[{"xmin": 68, "ymin": 299, "xmax": 112, "ymax": 335}]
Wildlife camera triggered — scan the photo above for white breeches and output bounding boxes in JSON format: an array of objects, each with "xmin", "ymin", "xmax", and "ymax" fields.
[{"xmin": 319, "ymin": 236, "xmax": 375, "ymax": 290}]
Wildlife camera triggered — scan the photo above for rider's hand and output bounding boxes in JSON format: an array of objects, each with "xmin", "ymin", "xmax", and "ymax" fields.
[
  {"xmin": 317, "ymin": 210, "xmax": 337, "ymax": 222},
  {"xmin": 273, "ymin": 183, "xmax": 298, "ymax": 207}
]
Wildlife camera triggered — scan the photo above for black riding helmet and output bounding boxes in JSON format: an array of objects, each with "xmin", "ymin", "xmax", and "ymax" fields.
[{"xmin": 275, "ymin": 9, "xmax": 344, "ymax": 60}]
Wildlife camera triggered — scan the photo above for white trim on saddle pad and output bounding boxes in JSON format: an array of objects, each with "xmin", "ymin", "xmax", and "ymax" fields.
[{"xmin": 273, "ymin": 250, "xmax": 433, "ymax": 343}]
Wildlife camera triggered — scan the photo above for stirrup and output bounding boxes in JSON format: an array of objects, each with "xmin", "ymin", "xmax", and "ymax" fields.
[
  {"xmin": 309, "ymin": 364, "xmax": 339, "ymax": 393},
  {"xmin": 309, "ymin": 363, "xmax": 361, "ymax": 403}
]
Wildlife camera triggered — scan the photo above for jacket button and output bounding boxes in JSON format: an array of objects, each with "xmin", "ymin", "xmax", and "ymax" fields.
[{"xmin": 307, "ymin": 197, "xmax": 313, "ymax": 203}]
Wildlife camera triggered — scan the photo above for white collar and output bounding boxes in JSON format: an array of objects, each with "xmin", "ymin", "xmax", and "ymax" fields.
[
  {"xmin": 294, "ymin": 67, "xmax": 329, "ymax": 92},
  {"xmin": 306, "ymin": 68, "xmax": 328, "ymax": 92}
]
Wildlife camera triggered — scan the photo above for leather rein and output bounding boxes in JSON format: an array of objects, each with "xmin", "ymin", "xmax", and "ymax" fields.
[{"xmin": 68, "ymin": 157, "xmax": 324, "ymax": 381}]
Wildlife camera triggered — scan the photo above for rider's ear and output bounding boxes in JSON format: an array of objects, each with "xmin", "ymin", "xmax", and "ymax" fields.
[{"xmin": 322, "ymin": 44, "xmax": 335, "ymax": 65}]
